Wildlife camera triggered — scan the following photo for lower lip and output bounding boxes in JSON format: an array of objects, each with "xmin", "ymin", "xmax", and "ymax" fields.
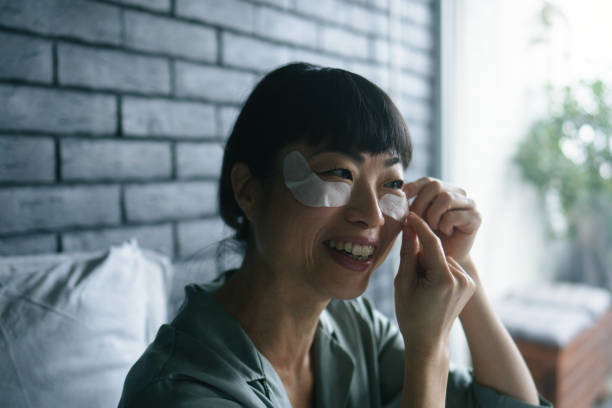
[{"xmin": 325, "ymin": 245, "xmax": 373, "ymax": 272}]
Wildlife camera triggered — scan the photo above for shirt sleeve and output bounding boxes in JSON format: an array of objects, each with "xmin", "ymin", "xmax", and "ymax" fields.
[
  {"xmin": 361, "ymin": 297, "xmax": 554, "ymax": 408},
  {"xmin": 119, "ymin": 379, "xmax": 245, "ymax": 408}
]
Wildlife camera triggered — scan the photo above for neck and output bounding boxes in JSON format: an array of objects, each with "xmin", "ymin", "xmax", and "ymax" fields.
[{"xmin": 213, "ymin": 250, "xmax": 330, "ymax": 374}]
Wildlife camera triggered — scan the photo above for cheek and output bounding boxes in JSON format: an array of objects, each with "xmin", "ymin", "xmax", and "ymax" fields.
[
  {"xmin": 260, "ymin": 193, "xmax": 336, "ymax": 257},
  {"xmin": 381, "ymin": 217, "xmax": 403, "ymax": 240},
  {"xmin": 376, "ymin": 218, "xmax": 403, "ymax": 259}
]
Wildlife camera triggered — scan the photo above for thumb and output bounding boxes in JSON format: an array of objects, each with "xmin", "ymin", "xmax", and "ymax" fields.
[{"xmin": 399, "ymin": 219, "xmax": 418, "ymax": 270}]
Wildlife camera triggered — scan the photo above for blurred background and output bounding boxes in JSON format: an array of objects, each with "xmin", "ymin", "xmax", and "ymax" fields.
[{"xmin": 1, "ymin": 0, "xmax": 611, "ymax": 406}]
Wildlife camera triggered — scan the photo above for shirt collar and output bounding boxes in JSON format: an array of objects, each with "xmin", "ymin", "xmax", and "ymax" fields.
[{"xmin": 172, "ymin": 274, "xmax": 356, "ymax": 407}]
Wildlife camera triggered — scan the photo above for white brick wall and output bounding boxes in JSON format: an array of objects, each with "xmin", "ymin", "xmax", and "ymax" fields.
[
  {"xmin": 61, "ymin": 139, "xmax": 172, "ymax": 181},
  {"xmin": 0, "ymin": 136, "xmax": 55, "ymax": 182},
  {"xmin": 124, "ymin": 182, "xmax": 218, "ymax": 221},
  {"xmin": 0, "ymin": 0, "xmax": 121, "ymax": 44},
  {"xmin": 0, "ymin": 85, "xmax": 117, "ymax": 133},
  {"xmin": 0, "ymin": 33, "xmax": 53, "ymax": 83},
  {"xmin": 122, "ymin": 97, "xmax": 216, "ymax": 137},
  {"xmin": 0, "ymin": 0, "xmax": 438, "ymax": 284},
  {"xmin": 57, "ymin": 44, "xmax": 171, "ymax": 93},
  {"xmin": 123, "ymin": 11, "xmax": 217, "ymax": 61},
  {"xmin": 0, "ymin": 186, "xmax": 121, "ymax": 234}
]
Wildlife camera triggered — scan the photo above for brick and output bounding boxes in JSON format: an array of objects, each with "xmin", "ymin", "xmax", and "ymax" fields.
[
  {"xmin": 112, "ymin": 0, "xmax": 171, "ymax": 12},
  {"xmin": 253, "ymin": 7, "xmax": 317, "ymax": 48},
  {"xmin": 398, "ymin": 96, "xmax": 432, "ymax": 124},
  {"xmin": 253, "ymin": 0, "xmax": 289, "ymax": 7},
  {"xmin": 401, "ymin": 2, "xmax": 433, "ymax": 26},
  {"xmin": 403, "ymin": 23, "xmax": 434, "ymax": 51},
  {"xmin": 62, "ymin": 224, "xmax": 173, "ymax": 256},
  {"xmin": 294, "ymin": 0, "xmax": 346, "ymax": 26},
  {"xmin": 218, "ymin": 106, "xmax": 240, "ymax": 139},
  {"xmin": 0, "ymin": 136, "xmax": 55, "ymax": 182},
  {"xmin": 176, "ymin": 142, "xmax": 224, "ymax": 178},
  {"xmin": 0, "ymin": 32, "xmax": 52, "ymax": 83},
  {"xmin": 176, "ymin": 0, "xmax": 255, "ymax": 32},
  {"xmin": 400, "ymin": 71, "xmax": 432, "ymax": 99},
  {"xmin": 0, "ymin": 185, "xmax": 120, "ymax": 234},
  {"xmin": 0, "ymin": 234, "xmax": 57, "ymax": 255},
  {"xmin": 222, "ymin": 32, "xmax": 290, "ymax": 72},
  {"xmin": 349, "ymin": 62, "xmax": 390, "ymax": 90},
  {"xmin": 344, "ymin": 4, "xmax": 389, "ymax": 37},
  {"xmin": 395, "ymin": 44, "xmax": 434, "ymax": 76},
  {"xmin": 320, "ymin": 26, "xmax": 369, "ymax": 59},
  {"xmin": 58, "ymin": 44, "xmax": 170, "ymax": 94},
  {"xmin": 177, "ymin": 218, "xmax": 232, "ymax": 259},
  {"xmin": 61, "ymin": 139, "xmax": 171, "ymax": 181},
  {"xmin": 175, "ymin": 62, "xmax": 255, "ymax": 103},
  {"xmin": 0, "ymin": 0, "xmax": 120, "ymax": 45},
  {"xmin": 124, "ymin": 10, "xmax": 216, "ymax": 61},
  {"xmin": 122, "ymin": 97, "xmax": 216, "ymax": 138},
  {"xmin": 289, "ymin": 49, "xmax": 347, "ymax": 69},
  {"xmin": 405, "ymin": 123, "xmax": 430, "ymax": 146},
  {"xmin": 125, "ymin": 181, "xmax": 217, "ymax": 222},
  {"xmin": 407, "ymin": 142, "xmax": 430, "ymax": 176},
  {"xmin": 370, "ymin": 0, "xmax": 389, "ymax": 11},
  {"xmin": 373, "ymin": 38, "xmax": 389, "ymax": 64},
  {"xmin": 0, "ymin": 85, "xmax": 116, "ymax": 134}
]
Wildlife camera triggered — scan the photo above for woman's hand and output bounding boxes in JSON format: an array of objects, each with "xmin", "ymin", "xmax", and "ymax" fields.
[
  {"xmin": 403, "ymin": 177, "xmax": 481, "ymax": 267},
  {"xmin": 394, "ymin": 212, "xmax": 477, "ymax": 352}
]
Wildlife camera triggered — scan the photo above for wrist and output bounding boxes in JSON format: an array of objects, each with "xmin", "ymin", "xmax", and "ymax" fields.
[
  {"xmin": 402, "ymin": 340, "xmax": 450, "ymax": 408},
  {"xmin": 459, "ymin": 282, "xmax": 488, "ymax": 323},
  {"xmin": 404, "ymin": 337, "xmax": 450, "ymax": 365},
  {"xmin": 458, "ymin": 256, "xmax": 481, "ymax": 285}
]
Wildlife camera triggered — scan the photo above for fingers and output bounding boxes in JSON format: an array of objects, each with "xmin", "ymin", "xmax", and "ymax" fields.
[
  {"xmin": 409, "ymin": 179, "xmax": 468, "ymax": 217},
  {"xmin": 424, "ymin": 193, "xmax": 476, "ymax": 231},
  {"xmin": 402, "ymin": 177, "xmax": 430, "ymax": 199},
  {"xmin": 396, "ymin": 223, "xmax": 419, "ymax": 288},
  {"xmin": 404, "ymin": 212, "xmax": 448, "ymax": 272},
  {"xmin": 399, "ymin": 222, "xmax": 418, "ymax": 259},
  {"xmin": 437, "ymin": 209, "xmax": 482, "ymax": 236}
]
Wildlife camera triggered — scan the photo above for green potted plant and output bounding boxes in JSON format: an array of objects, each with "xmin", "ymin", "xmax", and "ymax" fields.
[{"xmin": 515, "ymin": 80, "xmax": 612, "ymax": 288}]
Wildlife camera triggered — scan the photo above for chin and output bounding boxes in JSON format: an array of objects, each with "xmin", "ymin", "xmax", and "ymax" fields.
[{"xmin": 325, "ymin": 269, "xmax": 373, "ymax": 300}]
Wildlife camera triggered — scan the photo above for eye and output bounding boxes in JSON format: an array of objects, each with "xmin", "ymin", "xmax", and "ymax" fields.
[
  {"xmin": 384, "ymin": 179, "xmax": 404, "ymax": 190},
  {"xmin": 322, "ymin": 168, "xmax": 353, "ymax": 180}
]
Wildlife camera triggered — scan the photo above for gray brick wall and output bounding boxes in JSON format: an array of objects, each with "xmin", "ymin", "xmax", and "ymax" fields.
[{"xmin": 0, "ymin": 0, "xmax": 439, "ymax": 316}]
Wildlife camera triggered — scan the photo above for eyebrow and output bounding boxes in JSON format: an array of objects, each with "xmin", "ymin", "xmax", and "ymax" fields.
[
  {"xmin": 311, "ymin": 149, "xmax": 401, "ymax": 167},
  {"xmin": 384, "ymin": 157, "xmax": 401, "ymax": 167}
]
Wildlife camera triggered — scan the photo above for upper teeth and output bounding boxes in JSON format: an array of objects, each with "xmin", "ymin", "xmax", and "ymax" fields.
[{"xmin": 327, "ymin": 240, "xmax": 375, "ymax": 257}]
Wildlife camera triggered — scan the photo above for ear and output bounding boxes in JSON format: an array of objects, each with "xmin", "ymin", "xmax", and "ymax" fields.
[{"xmin": 230, "ymin": 162, "xmax": 261, "ymax": 222}]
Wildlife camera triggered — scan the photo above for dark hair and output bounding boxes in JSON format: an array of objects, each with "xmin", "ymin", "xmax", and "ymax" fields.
[{"xmin": 218, "ymin": 62, "xmax": 412, "ymax": 247}]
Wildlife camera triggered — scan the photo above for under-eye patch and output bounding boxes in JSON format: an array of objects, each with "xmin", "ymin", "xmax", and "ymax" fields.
[{"xmin": 282, "ymin": 151, "xmax": 408, "ymax": 221}]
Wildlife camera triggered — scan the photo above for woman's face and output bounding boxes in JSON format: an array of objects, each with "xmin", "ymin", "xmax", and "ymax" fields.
[{"xmin": 250, "ymin": 143, "xmax": 406, "ymax": 300}]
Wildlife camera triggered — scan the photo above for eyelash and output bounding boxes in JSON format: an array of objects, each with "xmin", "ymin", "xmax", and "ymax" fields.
[
  {"xmin": 385, "ymin": 180, "xmax": 404, "ymax": 190},
  {"xmin": 322, "ymin": 168, "xmax": 404, "ymax": 190},
  {"xmin": 324, "ymin": 168, "xmax": 353, "ymax": 180}
]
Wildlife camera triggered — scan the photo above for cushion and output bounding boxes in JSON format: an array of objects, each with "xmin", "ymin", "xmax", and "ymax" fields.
[
  {"xmin": 497, "ymin": 283, "xmax": 612, "ymax": 347},
  {"xmin": 0, "ymin": 240, "xmax": 172, "ymax": 408}
]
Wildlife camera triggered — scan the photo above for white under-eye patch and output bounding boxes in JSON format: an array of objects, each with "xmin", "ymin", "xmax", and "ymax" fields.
[
  {"xmin": 282, "ymin": 151, "xmax": 409, "ymax": 221},
  {"xmin": 379, "ymin": 193, "xmax": 409, "ymax": 221},
  {"xmin": 283, "ymin": 150, "xmax": 351, "ymax": 207}
]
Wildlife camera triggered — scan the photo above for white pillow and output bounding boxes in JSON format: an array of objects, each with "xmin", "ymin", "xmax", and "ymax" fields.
[{"xmin": 0, "ymin": 240, "xmax": 172, "ymax": 408}]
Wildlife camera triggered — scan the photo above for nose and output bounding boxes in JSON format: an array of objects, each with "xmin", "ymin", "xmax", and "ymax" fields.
[{"xmin": 344, "ymin": 182, "xmax": 385, "ymax": 228}]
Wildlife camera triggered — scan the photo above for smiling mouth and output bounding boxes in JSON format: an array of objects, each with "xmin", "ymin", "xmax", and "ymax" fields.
[{"xmin": 324, "ymin": 240, "xmax": 375, "ymax": 262}]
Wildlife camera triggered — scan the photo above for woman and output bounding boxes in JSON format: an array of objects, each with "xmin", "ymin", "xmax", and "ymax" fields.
[{"xmin": 119, "ymin": 63, "xmax": 551, "ymax": 407}]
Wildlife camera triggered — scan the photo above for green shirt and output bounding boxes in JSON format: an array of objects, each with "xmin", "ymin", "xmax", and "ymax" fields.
[{"xmin": 119, "ymin": 274, "xmax": 553, "ymax": 407}]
